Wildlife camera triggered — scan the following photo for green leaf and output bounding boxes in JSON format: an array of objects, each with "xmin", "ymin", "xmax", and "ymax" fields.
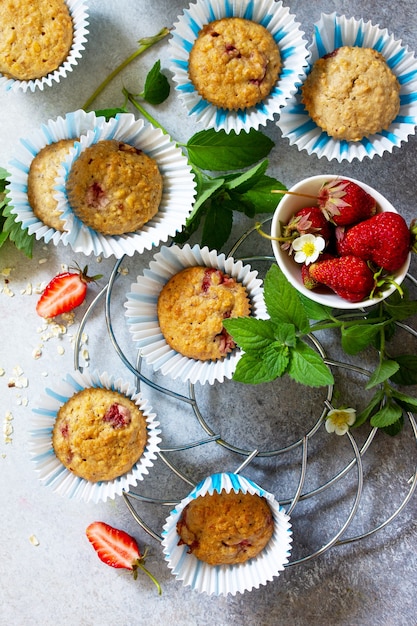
[
  {"xmin": 224, "ymin": 160, "xmax": 269, "ymax": 193},
  {"xmin": 187, "ymin": 173, "xmax": 224, "ymax": 222},
  {"xmin": 262, "ymin": 343, "xmax": 290, "ymax": 378},
  {"xmin": 381, "ymin": 416, "xmax": 404, "ymax": 436},
  {"xmin": 390, "ymin": 389, "xmax": 417, "ymax": 413},
  {"xmin": 298, "ymin": 294, "xmax": 333, "ymax": 321},
  {"xmin": 1, "ymin": 189, "xmax": 34, "ymax": 257},
  {"xmin": 186, "ymin": 128, "xmax": 274, "ymax": 171},
  {"xmin": 353, "ymin": 389, "xmax": 385, "ymax": 428},
  {"xmin": 264, "ymin": 264, "xmax": 310, "ymax": 333},
  {"xmin": 389, "ymin": 355, "xmax": 417, "ymax": 385},
  {"xmin": 370, "ymin": 401, "xmax": 403, "ymax": 428},
  {"xmin": 287, "ymin": 339, "xmax": 334, "ymax": 387},
  {"xmin": 142, "ymin": 60, "xmax": 170, "ymax": 105},
  {"xmin": 365, "ymin": 359, "xmax": 400, "ymax": 389},
  {"xmin": 383, "ymin": 292, "xmax": 417, "ymax": 321},
  {"xmin": 241, "ymin": 174, "xmax": 285, "ymax": 214},
  {"xmin": 94, "ymin": 107, "xmax": 128, "ymax": 120},
  {"xmin": 232, "ymin": 353, "xmax": 279, "ymax": 384},
  {"xmin": 220, "ymin": 191, "xmax": 256, "ymax": 219},
  {"xmin": 340, "ymin": 322, "xmax": 384, "ymax": 355},
  {"xmin": 223, "ymin": 317, "xmax": 277, "ymax": 353},
  {"xmin": 201, "ymin": 200, "xmax": 233, "ymax": 250},
  {"xmin": 274, "ymin": 322, "xmax": 297, "ymax": 348}
]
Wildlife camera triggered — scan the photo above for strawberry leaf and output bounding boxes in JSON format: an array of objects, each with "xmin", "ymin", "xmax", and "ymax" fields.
[
  {"xmin": 288, "ymin": 340, "xmax": 334, "ymax": 387},
  {"xmin": 365, "ymin": 359, "xmax": 400, "ymax": 389},
  {"xmin": 370, "ymin": 401, "xmax": 403, "ymax": 428}
]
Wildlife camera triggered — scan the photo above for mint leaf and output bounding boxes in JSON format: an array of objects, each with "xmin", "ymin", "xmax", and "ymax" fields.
[
  {"xmin": 287, "ymin": 339, "xmax": 334, "ymax": 387},
  {"xmin": 232, "ymin": 353, "xmax": 279, "ymax": 384},
  {"xmin": 389, "ymin": 354, "xmax": 417, "ymax": 385},
  {"xmin": 390, "ymin": 389, "xmax": 417, "ymax": 413},
  {"xmin": 186, "ymin": 128, "xmax": 274, "ymax": 171},
  {"xmin": 382, "ymin": 416, "xmax": 404, "ymax": 436},
  {"xmin": 299, "ymin": 294, "xmax": 333, "ymax": 321},
  {"xmin": 353, "ymin": 389, "xmax": 385, "ymax": 428},
  {"xmin": 242, "ymin": 174, "xmax": 284, "ymax": 214},
  {"xmin": 94, "ymin": 107, "xmax": 128, "ymax": 120},
  {"xmin": 365, "ymin": 359, "xmax": 400, "ymax": 389},
  {"xmin": 224, "ymin": 160, "xmax": 269, "ymax": 193},
  {"xmin": 340, "ymin": 322, "xmax": 384, "ymax": 355},
  {"xmin": 201, "ymin": 200, "xmax": 233, "ymax": 250},
  {"xmin": 187, "ymin": 173, "xmax": 224, "ymax": 221},
  {"xmin": 264, "ymin": 264, "xmax": 310, "ymax": 333},
  {"xmin": 383, "ymin": 291, "xmax": 417, "ymax": 320},
  {"xmin": 262, "ymin": 343, "xmax": 290, "ymax": 378},
  {"xmin": 142, "ymin": 60, "xmax": 170, "ymax": 105},
  {"xmin": 1, "ymin": 181, "xmax": 34, "ymax": 257},
  {"xmin": 223, "ymin": 317, "xmax": 277, "ymax": 353},
  {"xmin": 370, "ymin": 400, "xmax": 403, "ymax": 428}
]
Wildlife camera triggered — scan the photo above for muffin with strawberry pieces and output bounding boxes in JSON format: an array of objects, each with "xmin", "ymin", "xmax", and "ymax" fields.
[
  {"xmin": 52, "ymin": 387, "xmax": 148, "ymax": 482},
  {"xmin": 176, "ymin": 489, "xmax": 274, "ymax": 565},
  {"xmin": 302, "ymin": 46, "xmax": 400, "ymax": 141},
  {"xmin": 157, "ymin": 266, "xmax": 250, "ymax": 361}
]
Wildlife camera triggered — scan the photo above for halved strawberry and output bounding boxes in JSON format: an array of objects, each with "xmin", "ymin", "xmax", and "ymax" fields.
[
  {"xmin": 36, "ymin": 265, "xmax": 101, "ymax": 318},
  {"xmin": 86, "ymin": 521, "xmax": 161, "ymax": 594}
]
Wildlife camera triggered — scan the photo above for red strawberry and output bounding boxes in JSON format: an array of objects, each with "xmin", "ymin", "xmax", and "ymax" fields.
[
  {"xmin": 301, "ymin": 253, "xmax": 334, "ymax": 290},
  {"xmin": 336, "ymin": 212, "xmax": 411, "ymax": 272},
  {"xmin": 284, "ymin": 206, "xmax": 333, "ymax": 242},
  {"xmin": 318, "ymin": 179, "xmax": 377, "ymax": 226},
  {"xmin": 36, "ymin": 265, "xmax": 102, "ymax": 318},
  {"xmin": 308, "ymin": 256, "xmax": 376, "ymax": 303},
  {"xmin": 86, "ymin": 522, "xmax": 161, "ymax": 594}
]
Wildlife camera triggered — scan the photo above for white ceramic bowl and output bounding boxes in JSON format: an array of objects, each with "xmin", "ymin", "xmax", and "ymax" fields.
[{"xmin": 270, "ymin": 175, "xmax": 411, "ymax": 310}]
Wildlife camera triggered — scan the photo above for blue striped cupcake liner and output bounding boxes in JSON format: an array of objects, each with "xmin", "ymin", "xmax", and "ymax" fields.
[
  {"xmin": 277, "ymin": 13, "xmax": 417, "ymax": 162},
  {"xmin": 169, "ymin": 0, "xmax": 309, "ymax": 133},
  {"xmin": 161, "ymin": 472, "xmax": 292, "ymax": 595}
]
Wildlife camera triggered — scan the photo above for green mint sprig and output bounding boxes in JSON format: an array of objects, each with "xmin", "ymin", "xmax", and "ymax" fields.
[
  {"xmin": 0, "ymin": 168, "xmax": 34, "ymax": 258},
  {"xmin": 224, "ymin": 264, "xmax": 417, "ymax": 435}
]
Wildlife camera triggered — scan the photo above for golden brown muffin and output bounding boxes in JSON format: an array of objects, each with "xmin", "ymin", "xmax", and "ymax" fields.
[
  {"xmin": 0, "ymin": 0, "xmax": 73, "ymax": 81},
  {"xmin": 301, "ymin": 46, "xmax": 400, "ymax": 141},
  {"xmin": 66, "ymin": 139, "xmax": 163, "ymax": 235},
  {"xmin": 157, "ymin": 266, "xmax": 250, "ymax": 361},
  {"xmin": 188, "ymin": 17, "xmax": 281, "ymax": 110},
  {"xmin": 177, "ymin": 490, "xmax": 274, "ymax": 565},
  {"xmin": 52, "ymin": 387, "xmax": 148, "ymax": 482},
  {"xmin": 27, "ymin": 138, "xmax": 76, "ymax": 231}
]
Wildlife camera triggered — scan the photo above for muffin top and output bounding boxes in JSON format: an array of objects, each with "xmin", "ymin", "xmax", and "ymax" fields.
[
  {"xmin": 188, "ymin": 17, "xmax": 281, "ymax": 110},
  {"xmin": 301, "ymin": 46, "xmax": 400, "ymax": 141},
  {"xmin": 28, "ymin": 138, "xmax": 75, "ymax": 232},
  {"xmin": 52, "ymin": 387, "xmax": 148, "ymax": 483},
  {"xmin": 157, "ymin": 266, "xmax": 251, "ymax": 361},
  {"xmin": 0, "ymin": 0, "xmax": 73, "ymax": 80},
  {"xmin": 177, "ymin": 490, "xmax": 274, "ymax": 565},
  {"xmin": 66, "ymin": 139, "xmax": 163, "ymax": 235}
]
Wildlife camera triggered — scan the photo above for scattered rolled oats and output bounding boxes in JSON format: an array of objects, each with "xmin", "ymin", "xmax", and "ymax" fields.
[{"xmin": 29, "ymin": 535, "xmax": 40, "ymax": 546}]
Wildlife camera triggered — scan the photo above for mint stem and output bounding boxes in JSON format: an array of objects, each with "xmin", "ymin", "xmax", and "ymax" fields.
[
  {"xmin": 123, "ymin": 89, "xmax": 168, "ymax": 134},
  {"xmin": 82, "ymin": 27, "xmax": 170, "ymax": 111}
]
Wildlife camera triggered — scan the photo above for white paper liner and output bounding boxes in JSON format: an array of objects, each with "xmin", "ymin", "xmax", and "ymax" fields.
[
  {"xmin": 161, "ymin": 472, "xmax": 292, "ymax": 596},
  {"xmin": 124, "ymin": 244, "xmax": 266, "ymax": 385},
  {"xmin": 54, "ymin": 113, "xmax": 196, "ymax": 258},
  {"xmin": 277, "ymin": 13, "xmax": 417, "ymax": 162},
  {"xmin": 0, "ymin": 0, "xmax": 89, "ymax": 93},
  {"xmin": 29, "ymin": 370, "xmax": 161, "ymax": 503},
  {"xmin": 7, "ymin": 109, "xmax": 107, "ymax": 247},
  {"xmin": 169, "ymin": 0, "xmax": 309, "ymax": 133},
  {"xmin": 270, "ymin": 175, "xmax": 411, "ymax": 310}
]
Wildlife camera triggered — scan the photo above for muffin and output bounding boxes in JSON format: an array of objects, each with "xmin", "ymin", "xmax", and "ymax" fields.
[
  {"xmin": 188, "ymin": 17, "xmax": 281, "ymax": 110},
  {"xmin": 301, "ymin": 46, "xmax": 400, "ymax": 141},
  {"xmin": 52, "ymin": 387, "xmax": 148, "ymax": 483},
  {"xmin": 66, "ymin": 139, "xmax": 163, "ymax": 235},
  {"xmin": 27, "ymin": 138, "xmax": 76, "ymax": 231},
  {"xmin": 157, "ymin": 266, "xmax": 251, "ymax": 361},
  {"xmin": 177, "ymin": 489, "xmax": 274, "ymax": 566},
  {"xmin": 0, "ymin": 0, "xmax": 73, "ymax": 81}
]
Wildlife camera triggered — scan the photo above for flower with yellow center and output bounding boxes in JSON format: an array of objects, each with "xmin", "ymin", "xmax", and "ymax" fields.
[
  {"xmin": 292, "ymin": 234, "xmax": 326, "ymax": 265},
  {"xmin": 325, "ymin": 408, "xmax": 356, "ymax": 435}
]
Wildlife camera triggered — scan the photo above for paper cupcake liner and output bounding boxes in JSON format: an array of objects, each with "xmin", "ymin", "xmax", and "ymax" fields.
[
  {"xmin": 54, "ymin": 113, "xmax": 196, "ymax": 258},
  {"xmin": 169, "ymin": 0, "xmax": 309, "ymax": 133},
  {"xmin": 124, "ymin": 244, "xmax": 266, "ymax": 386},
  {"xmin": 7, "ymin": 109, "xmax": 107, "ymax": 247},
  {"xmin": 0, "ymin": 0, "xmax": 89, "ymax": 93},
  {"xmin": 277, "ymin": 12, "xmax": 417, "ymax": 162},
  {"xmin": 161, "ymin": 472, "xmax": 292, "ymax": 596},
  {"xmin": 30, "ymin": 370, "xmax": 161, "ymax": 503}
]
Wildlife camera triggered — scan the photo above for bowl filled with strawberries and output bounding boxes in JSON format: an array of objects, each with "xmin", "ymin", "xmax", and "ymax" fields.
[{"xmin": 269, "ymin": 175, "xmax": 412, "ymax": 309}]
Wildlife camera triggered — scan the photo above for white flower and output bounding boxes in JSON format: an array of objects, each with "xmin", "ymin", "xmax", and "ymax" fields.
[
  {"xmin": 325, "ymin": 408, "xmax": 356, "ymax": 435},
  {"xmin": 292, "ymin": 234, "xmax": 326, "ymax": 265}
]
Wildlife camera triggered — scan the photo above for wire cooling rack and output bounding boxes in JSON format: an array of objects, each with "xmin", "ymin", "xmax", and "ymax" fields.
[{"xmin": 73, "ymin": 224, "xmax": 417, "ymax": 567}]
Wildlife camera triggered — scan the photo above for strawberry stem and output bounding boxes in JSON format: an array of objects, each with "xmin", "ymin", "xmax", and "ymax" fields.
[
  {"xmin": 136, "ymin": 561, "xmax": 162, "ymax": 595},
  {"xmin": 255, "ymin": 221, "xmax": 293, "ymax": 243},
  {"xmin": 271, "ymin": 189, "xmax": 318, "ymax": 200}
]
